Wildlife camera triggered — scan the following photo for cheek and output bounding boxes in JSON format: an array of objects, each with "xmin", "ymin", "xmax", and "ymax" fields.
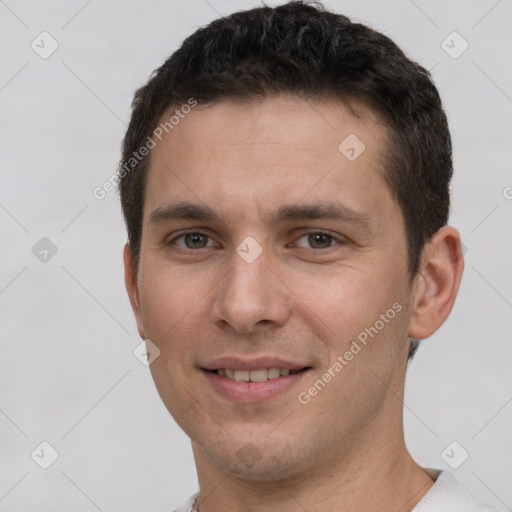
[
  {"xmin": 139, "ymin": 257, "xmax": 206, "ymax": 322},
  {"xmin": 137, "ymin": 263, "xmax": 206, "ymax": 361},
  {"xmin": 285, "ymin": 264, "xmax": 404, "ymax": 343},
  {"xmin": 295, "ymin": 269, "xmax": 408, "ymax": 413}
]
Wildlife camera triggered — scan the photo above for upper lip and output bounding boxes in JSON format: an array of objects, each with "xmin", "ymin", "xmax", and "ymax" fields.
[{"xmin": 202, "ymin": 356, "xmax": 308, "ymax": 371}]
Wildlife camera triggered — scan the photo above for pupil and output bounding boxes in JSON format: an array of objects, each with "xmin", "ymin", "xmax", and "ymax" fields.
[
  {"xmin": 309, "ymin": 233, "xmax": 331, "ymax": 248},
  {"xmin": 186, "ymin": 233, "xmax": 207, "ymax": 248}
]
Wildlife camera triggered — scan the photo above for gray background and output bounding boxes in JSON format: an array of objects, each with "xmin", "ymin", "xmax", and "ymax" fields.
[{"xmin": 0, "ymin": 0, "xmax": 511, "ymax": 511}]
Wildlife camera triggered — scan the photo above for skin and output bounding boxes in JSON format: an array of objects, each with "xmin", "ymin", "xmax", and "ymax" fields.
[{"xmin": 124, "ymin": 95, "xmax": 464, "ymax": 512}]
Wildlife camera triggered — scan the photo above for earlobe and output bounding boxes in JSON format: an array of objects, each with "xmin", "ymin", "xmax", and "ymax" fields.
[
  {"xmin": 123, "ymin": 243, "xmax": 146, "ymax": 338},
  {"xmin": 407, "ymin": 227, "xmax": 465, "ymax": 340}
]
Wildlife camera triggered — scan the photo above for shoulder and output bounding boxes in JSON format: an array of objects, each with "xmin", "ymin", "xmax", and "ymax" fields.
[
  {"xmin": 172, "ymin": 492, "xmax": 199, "ymax": 512},
  {"xmin": 413, "ymin": 469, "xmax": 500, "ymax": 512}
]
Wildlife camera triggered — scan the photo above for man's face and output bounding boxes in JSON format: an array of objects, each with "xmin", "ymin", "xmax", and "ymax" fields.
[{"xmin": 126, "ymin": 95, "xmax": 416, "ymax": 480}]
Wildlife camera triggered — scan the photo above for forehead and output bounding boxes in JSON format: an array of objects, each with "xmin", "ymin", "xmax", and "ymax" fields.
[{"xmin": 143, "ymin": 95, "xmax": 393, "ymax": 225}]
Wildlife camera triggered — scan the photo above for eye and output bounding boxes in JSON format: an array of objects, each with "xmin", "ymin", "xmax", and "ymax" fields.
[
  {"xmin": 294, "ymin": 232, "xmax": 342, "ymax": 249},
  {"xmin": 170, "ymin": 232, "xmax": 215, "ymax": 250},
  {"xmin": 167, "ymin": 231, "xmax": 343, "ymax": 251}
]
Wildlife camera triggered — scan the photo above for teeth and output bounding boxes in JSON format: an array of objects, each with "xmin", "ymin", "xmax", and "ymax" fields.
[
  {"xmin": 216, "ymin": 368, "xmax": 296, "ymax": 381},
  {"xmin": 233, "ymin": 370, "xmax": 249, "ymax": 382},
  {"xmin": 249, "ymin": 369, "xmax": 267, "ymax": 382},
  {"xmin": 267, "ymin": 368, "xmax": 280, "ymax": 379}
]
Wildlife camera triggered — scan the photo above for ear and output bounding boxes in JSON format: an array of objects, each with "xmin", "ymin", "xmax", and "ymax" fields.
[
  {"xmin": 123, "ymin": 243, "xmax": 146, "ymax": 339},
  {"xmin": 408, "ymin": 226, "xmax": 465, "ymax": 340}
]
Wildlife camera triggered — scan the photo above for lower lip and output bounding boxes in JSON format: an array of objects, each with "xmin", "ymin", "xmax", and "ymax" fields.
[{"xmin": 202, "ymin": 370, "xmax": 309, "ymax": 403}]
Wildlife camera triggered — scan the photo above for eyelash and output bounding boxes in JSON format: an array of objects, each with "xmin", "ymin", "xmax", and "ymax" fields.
[{"xmin": 167, "ymin": 230, "xmax": 345, "ymax": 251}]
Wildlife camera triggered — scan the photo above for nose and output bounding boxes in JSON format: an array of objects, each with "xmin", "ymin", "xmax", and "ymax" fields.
[{"xmin": 210, "ymin": 250, "xmax": 292, "ymax": 335}]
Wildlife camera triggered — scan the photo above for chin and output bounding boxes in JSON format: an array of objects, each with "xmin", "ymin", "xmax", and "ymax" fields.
[
  {"xmin": 196, "ymin": 435, "xmax": 308, "ymax": 482},
  {"xmin": 217, "ymin": 453, "xmax": 300, "ymax": 482}
]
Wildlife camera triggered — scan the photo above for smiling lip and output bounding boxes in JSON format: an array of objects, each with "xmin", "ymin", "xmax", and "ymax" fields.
[{"xmin": 201, "ymin": 356, "xmax": 311, "ymax": 403}]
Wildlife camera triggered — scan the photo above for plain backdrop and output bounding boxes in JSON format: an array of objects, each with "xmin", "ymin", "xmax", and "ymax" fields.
[{"xmin": 1, "ymin": 1, "xmax": 511, "ymax": 511}]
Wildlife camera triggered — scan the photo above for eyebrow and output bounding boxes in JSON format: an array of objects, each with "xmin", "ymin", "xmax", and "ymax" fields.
[{"xmin": 148, "ymin": 200, "xmax": 373, "ymax": 231}]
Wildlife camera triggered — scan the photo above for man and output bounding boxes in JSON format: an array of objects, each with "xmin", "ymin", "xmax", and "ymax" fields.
[{"xmin": 118, "ymin": 2, "xmax": 497, "ymax": 511}]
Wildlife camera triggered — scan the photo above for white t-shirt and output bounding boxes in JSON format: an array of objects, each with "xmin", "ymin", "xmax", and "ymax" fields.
[
  {"xmin": 172, "ymin": 469, "xmax": 500, "ymax": 512},
  {"xmin": 413, "ymin": 469, "xmax": 499, "ymax": 512}
]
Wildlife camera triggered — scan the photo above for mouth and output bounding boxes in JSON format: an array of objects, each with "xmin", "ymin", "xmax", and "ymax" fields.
[
  {"xmin": 212, "ymin": 367, "xmax": 307, "ymax": 382},
  {"xmin": 201, "ymin": 360, "xmax": 311, "ymax": 403}
]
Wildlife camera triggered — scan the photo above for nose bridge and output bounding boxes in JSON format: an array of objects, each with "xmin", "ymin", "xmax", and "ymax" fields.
[{"xmin": 212, "ymin": 247, "xmax": 290, "ymax": 334}]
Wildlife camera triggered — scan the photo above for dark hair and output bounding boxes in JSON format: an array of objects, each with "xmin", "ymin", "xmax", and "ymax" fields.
[{"xmin": 118, "ymin": 0, "xmax": 452, "ymax": 360}]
